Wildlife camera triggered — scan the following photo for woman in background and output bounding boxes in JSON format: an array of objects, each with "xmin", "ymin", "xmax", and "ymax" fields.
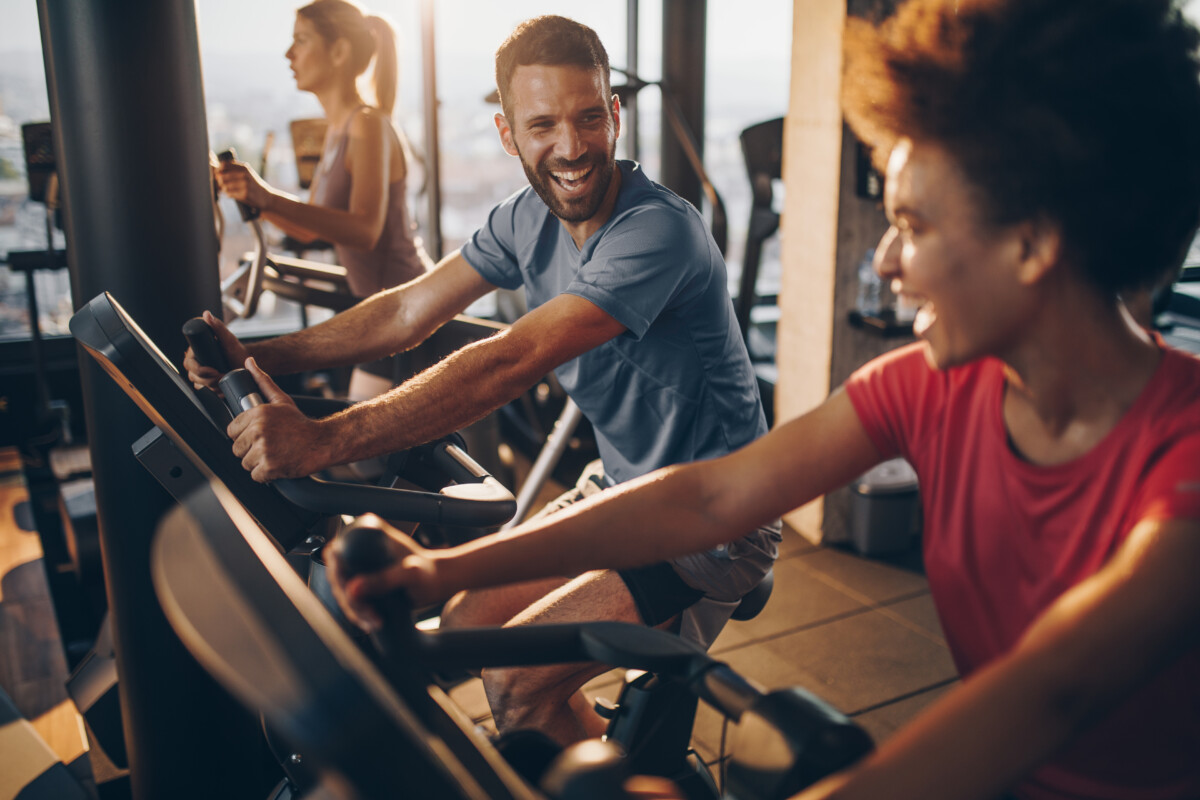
[{"xmin": 216, "ymin": 0, "xmax": 430, "ymax": 399}]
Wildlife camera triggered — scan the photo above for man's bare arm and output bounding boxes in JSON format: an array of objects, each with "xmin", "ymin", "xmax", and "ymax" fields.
[
  {"xmin": 184, "ymin": 251, "xmax": 490, "ymax": 387},
  {"xmin": 336, "ymin": 388, "xmax": 883, "ymax": 621},
  {"xmin": 251, "ymin": 251, "xmax": 489, "ymax": 375},
  {"xmin": 229, "ymin": 292, "xmax": 627, "ymax": 480},
  {"xmin": 438, "ymin": 388, "xmax": 881, "ymax": 586}
]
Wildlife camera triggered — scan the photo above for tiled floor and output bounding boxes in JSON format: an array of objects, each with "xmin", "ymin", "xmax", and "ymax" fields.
[{"xmin": 448, "ymin": 523, "xmax": 960, "ymax": 764}]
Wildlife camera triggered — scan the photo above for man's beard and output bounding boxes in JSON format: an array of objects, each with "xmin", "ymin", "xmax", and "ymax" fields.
[{"xmin": 517, "ymin": 145, "xmax": 617, "ymax": 223}]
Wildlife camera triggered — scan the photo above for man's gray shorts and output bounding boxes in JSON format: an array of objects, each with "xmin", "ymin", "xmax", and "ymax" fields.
[{"xmin": 532, "ymin": 459, "xmax": 782, "ymax": 647}]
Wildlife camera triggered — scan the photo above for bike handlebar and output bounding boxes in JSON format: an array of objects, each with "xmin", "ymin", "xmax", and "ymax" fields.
[
  {"xmin": 214, "ymin": 360, "xmax": 516, "ymax": 527},
  {"xmin": 330, "ymin": 523, "xmax": 873, "ymax": 800},
  {"xmin": 182, "ymin": 317, "xmax": 232, "ymax": 374},
  {"xmin": 215, "ymin": 148, "xmax": 260, "ymax": 222}
]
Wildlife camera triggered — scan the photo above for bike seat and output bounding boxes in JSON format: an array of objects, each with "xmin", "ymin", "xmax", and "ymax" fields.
[{"xmin": 731, "ymin": 570, "xmax": 773, "ymax": 622}]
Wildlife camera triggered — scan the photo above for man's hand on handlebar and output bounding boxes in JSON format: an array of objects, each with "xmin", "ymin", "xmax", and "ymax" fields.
[
  {"xmin": 326, "ymin": 515, "xmax": 447, "ymax": 631},
  {"xmin": 214, "ymin": 156, "xmax": 274, "ymax": 211},
  {"xmin": 227, "ymin": 357, "xmax": 333, "ymax": 481},
  {"xmin": 184, "ymin": 310, "xmax": 250, "ymax": 389}
]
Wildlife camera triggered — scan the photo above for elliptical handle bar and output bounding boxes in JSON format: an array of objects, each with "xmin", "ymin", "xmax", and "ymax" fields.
[
  {"xmin": 182, "ymin": 317, "xmax": 232, "ymax": 374},
  {"xmin": 330, "ymin": 522, "xmax": 417, "ymax": 644},
  {"xmin": 274, "ymin": 472, "xmax": 516, "ymax": 527},
  {"xmin": 215, "ymin": 148, "xmax": 268, "ymax": 318},
  {"xmin": 215, "ymin": 148, "xmax": 260, "ymax": 222},
  {"xmin": 218, "ymin": 368, "xmax": 261, "ymax": 415},
  {"xmin": 217, "ymin": 368, "xmax": 517, "ymax": 527},
  {"xmin": 331, "ymin": 529, "xmax": 742, "ymax": 685}
]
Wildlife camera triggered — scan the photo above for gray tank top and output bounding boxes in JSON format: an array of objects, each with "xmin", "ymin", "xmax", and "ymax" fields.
[{"xmin": 309, "ymin": 106, "xmax": 427, "ymax": 297}]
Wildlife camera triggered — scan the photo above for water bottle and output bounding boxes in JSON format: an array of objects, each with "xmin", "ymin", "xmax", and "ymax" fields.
[{"xmin": 856, "ymin": 248, "xmax": 881, "ymax": 315}]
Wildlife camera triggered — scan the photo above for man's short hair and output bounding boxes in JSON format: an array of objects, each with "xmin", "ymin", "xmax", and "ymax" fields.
[
  {"xmin": 842, "ymin": 0, "xmax": 1200, "ymax": 294},
  {"xmin": 494, "ymin": 15, "xmax": 612, "ymax": 121}
]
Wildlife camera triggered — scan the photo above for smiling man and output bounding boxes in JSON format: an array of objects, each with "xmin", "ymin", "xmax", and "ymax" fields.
[{"xmin": 187, "ymin": 15, "xmax": 779, "ymax": 746}]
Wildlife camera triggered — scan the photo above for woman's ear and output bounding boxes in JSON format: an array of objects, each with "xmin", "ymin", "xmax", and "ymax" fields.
[
  {"xmin": 330, "ymin": 37, "xmax": 351, "ymax": 69},
  {"xmin": 1017, "ymin": 217, "xmax": 1063, "ymax": 286}
]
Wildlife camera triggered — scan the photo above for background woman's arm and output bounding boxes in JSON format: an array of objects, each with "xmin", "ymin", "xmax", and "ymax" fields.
[{"xmin": 216, "ymin": 109, "xmax": 395, "ymax": 250}]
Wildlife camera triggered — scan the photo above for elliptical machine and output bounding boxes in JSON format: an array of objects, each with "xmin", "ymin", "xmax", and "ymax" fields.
[
  {"xmin": 195, "ymin": 317, "xmax": 787, "ymax": 799},
  {"xmin": 67, "ymin": 291, "xmax": 518, "ymax": 796},
  {"xmin": 155, "ymin": 480, "xmax": 874, "ymax": 800},
  {"xmin": 70, "ymin": 293, "xmax": 869, "ymax": 800}
]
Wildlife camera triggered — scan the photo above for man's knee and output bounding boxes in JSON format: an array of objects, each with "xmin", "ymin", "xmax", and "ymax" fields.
[
  {"xmin": 439, "ymin": 589, "xmax": 473, "ymax": 628},
  {"xmin": 440, "ymin": 587, "xmax": 508, "ymax": 629}
]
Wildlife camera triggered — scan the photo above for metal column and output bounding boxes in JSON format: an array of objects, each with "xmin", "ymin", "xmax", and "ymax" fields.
[
  {"xmin": 660, "ymin": 0, "xmax": 708, "ymax": 208},
  {"xmin": 37, "ymin": 1, "xmax": 275, "ymax": 796},
  {"xmin": 625, "ymin": 0, "xmax": 640, "ymax": 161},
  {"xmin": 420, "ymin": 0, "xmax": 444, "ymax": 261}
]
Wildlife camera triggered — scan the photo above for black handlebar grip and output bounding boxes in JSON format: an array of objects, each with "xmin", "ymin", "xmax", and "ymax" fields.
[
  {"xmin": 182, "ymin": 317, "xmax": 231, "ymax": 374},
  {"xmin": 217, "ymin": 368, "xmax": 263, "ymax": 419},
  {"xmin": 330, "ymin": 525, "xmax": 415, "ymax": 640},
  {"xmin": 330, "ymin": 524, "xmax": 398, "ymax": 580},
  {"xmin": 215, "ymin": 148, "xmax": 261, "ymax": 221}
]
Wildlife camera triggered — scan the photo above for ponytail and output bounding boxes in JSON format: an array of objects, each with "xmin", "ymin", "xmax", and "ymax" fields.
[{"xmin": 365, "ymin": 15, "xmax": 397, "ymax": 116}]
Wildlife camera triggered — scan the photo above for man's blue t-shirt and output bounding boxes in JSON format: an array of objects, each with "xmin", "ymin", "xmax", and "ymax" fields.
[{"xmin": 461, "ymin": 160, "xmax": 767, "ymax": 484}]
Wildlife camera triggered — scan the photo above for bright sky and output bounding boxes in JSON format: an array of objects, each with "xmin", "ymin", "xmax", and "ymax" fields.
[
  {"xmin": 0, "ymin": 1, "xmax": 39, "ymax": 51},
  {"xmin": 7, "ymin": 0, "xmax": 1200, "ymax": 56},
  {"xmin": 189, "ymin": 0, "xmax": 790, "ymax": 62},
  {"xmin": 1, "ymin": 1, "xmax": 792, "ymax": 68},
  {"xmin": 1, "ymin": 1, "xmax": 793, "ymax": 120}
]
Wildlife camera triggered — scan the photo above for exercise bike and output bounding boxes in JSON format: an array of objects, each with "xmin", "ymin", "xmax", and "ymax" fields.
[
  {"xmin": 155, "ymin": 479, "xmax": 874, "ymax": 800},
  {"xmin": 67, "ymin": 292, "xmax": 516, "ymax": 791},
  {"xmin": 201, "ymin": 316, "xmax": 794, "ymax": 800},
  {"xmin": 70, "ymin": 293, "xmax": 870, "ymax": 799}
]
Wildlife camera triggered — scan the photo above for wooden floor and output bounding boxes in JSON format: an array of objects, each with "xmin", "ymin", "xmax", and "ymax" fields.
[{"xmin": 0, "ymin": 446, "xmax": 90, "ymax": 765}]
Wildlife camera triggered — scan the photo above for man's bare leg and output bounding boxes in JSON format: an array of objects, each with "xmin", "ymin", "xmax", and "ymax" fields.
[
  {"xmin": 444, "ymin": 569, "xmax": 677, "ymax": 747},
  {"xmin": 440, "ymin": 576, "xmax": 572, "ymax": 629}
]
